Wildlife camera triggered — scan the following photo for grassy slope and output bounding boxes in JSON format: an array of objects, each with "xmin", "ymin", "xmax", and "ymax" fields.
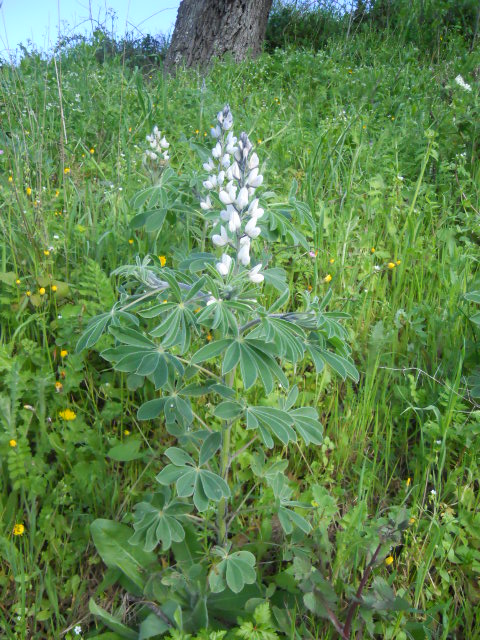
[{"xmin": 0, "ymin": 29, "xmax": 479, "ymax": 638}]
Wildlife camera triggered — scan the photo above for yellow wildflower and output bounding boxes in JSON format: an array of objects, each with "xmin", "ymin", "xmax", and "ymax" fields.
[
  {"xmin": 195, "ymin": 129, "xmax": 199, "ymax": 134},
  {"xmin": 13, "ymin": 524, "xmax": 25, "ymax": 536},
  {"xmin": 51, "ymin": 285, "xmax": 57, "ymax": 292},
  {"xmin": 387, "ymin": 262, "xmax": 396, "ymax": 269},
  {"xmin": 44, "ymin": 250, "xmax": 50, "ymax": 256},
  {"xmin": 362, "ymin": 125, "xmax": 366, "ymax": 129},
  {"xmin": 39, "ymin": 287, "xmax": 46, "ymax": 295},
  {"xmin": 207, "ymin": 333, "xmax": 212, "ymax": 342},
  {"xmin": 59, "ymin": 409, "xmax": 76, "ymax": 421},
  {"xmin": 124, "ymin": 429, "xmax": 131, "ymax": 436},
  {"xmin": 324, "ymin": 274, "xmax": 332, "ymax": 283},
  {"xmin": 311, "ymin": 500, "xmax": 319, "ymax": 507},
  {"xmin": 15, "ymin": 279, "xmax": 21, "ymax": 285},
  {"xmin": 158, "ymin": 255, "xmax": 166, "ymax": 267},
  {"xmin": 396, "ymin": 260, "xmax": 401, "ymax": 265},
  {"xmin": 9, "ymin": 439, "xmax": 17, "ymax": 447},
  {"xmin": 128, "ymin": 127, "xmax": 132, "ymax": 132},
  {"xmin": 370, "ymin": 247, "xmax": 375, "ymax": 253},
  {"xmin": 8, "ymin": 176, "xmax": 13, "ymax": 183},
  {"xmin": 329, "ymin": 258, "xmax": 335, "ymax": 264},
  {"xmin": 26, "ymin": 290, "xmax": 31, "ymax": 297},
  {"xmin": 60, "ymin": 349, "xmax": 68, "ymax": 358},
  {"xmin": 55, "ymin": 190, "xmax": 60, "ymax": 197},
  {"xmin": 26, "ymin": 187, "xmax": 32, "ymax": 195},
  {"xmin": 409, "ymin": 517, "xmax": 415, "ymax": 525},
  {"xmin": 257, "ymin": 139, "xmax": 262, "ymax": 144},
  {"xmin": 307, "ymin": 284, "xmax": 313, "ymax": 291},
  {"xmin": 64, "ymin": 167, "xmax": 70, "ymax": 174},
  {"xmin": 90, "ymin": 148, "xmax": 95, "ymax": 154},
  {"xmin": 55, "ymin": 381, "xmax": 63, "ymax": 392},
  {"xmin": 406, "ymin": 477, "xmax": 411, "ymax": 487},
  {"xmin": 385, "ymin": 556, "xmax": 394, "ymax": 566}
]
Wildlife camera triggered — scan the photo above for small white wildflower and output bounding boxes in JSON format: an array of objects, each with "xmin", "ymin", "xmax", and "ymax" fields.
[
  {"xmin": 430, "ymin": 489, "xmax": 437, "ymax": 496},
  {"xmin": 244, "ymin": 216, "xmax": 261, "ymax": 239},
  {"xmin": 212, "ymin": 142, "xmax": 222, "ymax": 159},
  {"xmin": 74, "ymin": 626, "xmax": 82, "ymax": 636},
  {"xmin": 228, "ymin": 209, "xmax": 241, "ymax": 232},
  {"xmin": 203, "ymin": 158, "xmax": 215, "ymax": 172},
  {"xmin": 374, "ymin": 265, "xmax": 381, "ymax": 272},
  {"xmin": 212, "ymin": 226, "xmax": 229, "ymax": 247},
  {"xmin": 235, "ymin": 186, "xmax": 249, "ymax": 210},
  {"xmin": 248, "ymin": 264, "xmax": 264, "ymax": 283},
  {"xmin": 455, "ymin": 74, "xmax": 471, "ymax": 92},
  {"xmin": 238, "ymin": 236, "xmax": 251, "ymax": 266},
  {"xmin": 216, "ymin": 253, "xmax": 233, "ymax": 276},
  {"xmin": 200, "ymin": 195, "xmax": 212, "ymax": 210}
]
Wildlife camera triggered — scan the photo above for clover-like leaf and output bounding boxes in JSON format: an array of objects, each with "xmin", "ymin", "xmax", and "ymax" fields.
[{"xmin": 208, "ymin": 547, "xmax": 257, "ymax": 594}]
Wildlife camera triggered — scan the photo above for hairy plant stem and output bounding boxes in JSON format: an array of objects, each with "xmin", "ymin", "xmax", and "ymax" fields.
[{"xmin": 217, "ymin": 368, "xmax": 236, "ymax": 545}]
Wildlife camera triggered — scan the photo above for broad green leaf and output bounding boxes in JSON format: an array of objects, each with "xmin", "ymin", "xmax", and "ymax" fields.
[
  {"xmin": 108, "ymin": 440, "xmax": 144, "ymax": 462},
  {"xmin": 90, "ymin": 519, "xmax": 156, "ymax": 590},
  {"xmin": 138, "ymin": 613, "xmax": 170, "ymax": 639}
]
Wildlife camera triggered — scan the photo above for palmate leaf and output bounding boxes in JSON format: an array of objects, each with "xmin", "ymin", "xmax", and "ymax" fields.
[
  {"xmin": 129, "ymin": 488, "xmax": 191, "ymax": 552},
  {"xmin": 208, "ymin": 547, "xmax": 257, "ymax": 594},
  {"xmin": 247, "ymin": 317, "xmax": 306, "ymax": 362},
  {"xmin": 156, "ymin": 447, "xmax": 230, "ymax": 512},
  {"xmin": 137, "ymin": 394, "xmax": 193, "ymax": 430},
  {"xmin": 245, "ymin": 405, "xmax": 323, "ymax": 448},
  {"xmin": 102, "ymin": 326, "xmax": 183, "ymax": 389}
]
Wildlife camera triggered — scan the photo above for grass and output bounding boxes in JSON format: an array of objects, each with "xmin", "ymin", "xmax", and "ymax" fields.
[{"xmin": 0, "ymin": 25, "xmax": 479, "ymax": 639}]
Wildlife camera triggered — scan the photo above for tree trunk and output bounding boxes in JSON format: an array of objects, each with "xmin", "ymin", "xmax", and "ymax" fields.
[{"xmin": 165, "ymin": 0, "xmax": 273, "ymax": 71}]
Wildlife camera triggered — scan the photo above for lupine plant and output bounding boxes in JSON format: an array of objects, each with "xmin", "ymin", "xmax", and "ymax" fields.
[{"xmin": 78, "ymin": 106, "xmax": 359, "ymax": 635}]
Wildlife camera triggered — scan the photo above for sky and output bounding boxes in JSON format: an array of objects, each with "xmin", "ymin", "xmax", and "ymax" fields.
[{"xmin": 0, "ymin": 0, "xmax": 181, "ymax": 58}]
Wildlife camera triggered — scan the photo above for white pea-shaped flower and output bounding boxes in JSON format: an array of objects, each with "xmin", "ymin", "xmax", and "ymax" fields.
[
  {"xmin": 211, "ymin": 125, "xmax": 221, "ymax": 138},
  {"xmin": 236, "ymin": 187, "xmax": 249, "ymax": 210},
  {"xmin": 159, "ymin": 137, "xmax": 169, "ymax": 149},
  {"xmin": 249, "ymin": 264, "xmax": 264, "ymax": 283},
  {"xmin": 212, "ymin": 142, "xmax": 222, "ymax": 159},
  {"xmin": 238, "ymin": 236, "xmax": 251, "ymax": 266},
  {"xmin": 216, "ymin": 253, "xmax": 233, "ymax": 276},
  {"xmin": 203, "ymin": 158, "xmax": 215, "ymax": 172},
  {"xmin": 228, "ymin": 209, "xmax": 241, "ymax": 232},
  {"xmin": 245, "ymin": 216, "xmax": 261, "ymax": 239},
  {"xmin": 248, "ymin": 172, "xmax": 263, "ymax": 188},
  {"xmin": 212, "ymin": 226, "xmax": 229, "ymax": 247},
  {"xmin": 248, "ymin": 152, "xmax": 259, "ymax": 169},
  {"xmin": 200, "ymin": 195, "xmax": 212, "ymax": 210}
]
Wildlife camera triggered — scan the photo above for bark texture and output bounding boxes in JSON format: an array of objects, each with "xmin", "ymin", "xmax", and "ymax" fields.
[{"xmin": 165, "ymin": 0, "xmax": 273, "ymax": 71}]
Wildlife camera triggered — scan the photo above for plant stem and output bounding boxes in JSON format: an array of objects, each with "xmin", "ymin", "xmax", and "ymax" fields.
[
  {"xmin": 217, "ymin": 369, "xmax": 235, "ymax": 545},
  {"xmin": 343, "ymin": 542, "xmax": 382, "ymax": 638}
]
